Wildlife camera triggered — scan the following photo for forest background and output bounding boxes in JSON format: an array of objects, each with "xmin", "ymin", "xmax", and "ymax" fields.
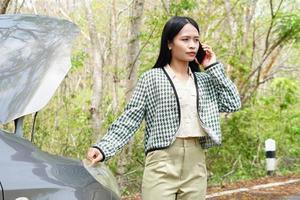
[{"xmin": 1, "ymin": 0, "xmax": 300, "ymax": 197}]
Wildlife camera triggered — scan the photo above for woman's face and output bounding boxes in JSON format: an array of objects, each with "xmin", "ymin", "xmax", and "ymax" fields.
[{"xmin": 169, "ymin": 23, "xmax": 200, "ymax": 63}]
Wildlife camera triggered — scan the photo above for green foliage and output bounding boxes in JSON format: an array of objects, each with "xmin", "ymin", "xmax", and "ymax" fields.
[
  {"xmin": 23, "ymin": 75, "xmax": 94, "ymax": 159},
  {"xmin": 270, "ymin": 78, "xmax": 298, "ymax": 109},
  {"xmin": 170, "ymin": 0, "xmax": 197, "ymax": 15},
  {"xmin": 274, "ymin": 10, "xmax": 300, "ymax": 43},
  {"xmin": 207, "ymin": 77, "xmax": 300, "ymax": 184},
  {"xmin": 71, "ymin": 50, "xmax": 88, "ymax": 71}
]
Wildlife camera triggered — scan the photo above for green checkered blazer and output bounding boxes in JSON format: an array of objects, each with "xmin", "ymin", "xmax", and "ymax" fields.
[{"xmin": 94, "ymin": 62, "xmax": 241, "ymax": 161}]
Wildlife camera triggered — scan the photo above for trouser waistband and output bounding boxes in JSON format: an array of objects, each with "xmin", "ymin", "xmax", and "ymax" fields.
[{"xmin": 172, "ymin": 137, "xmax": 200, "ymax": 147}]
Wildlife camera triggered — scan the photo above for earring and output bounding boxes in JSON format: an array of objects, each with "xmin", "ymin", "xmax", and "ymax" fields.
[{"xmin": 168, "ymin": 47, "xmax": 172, "ymax": 50}]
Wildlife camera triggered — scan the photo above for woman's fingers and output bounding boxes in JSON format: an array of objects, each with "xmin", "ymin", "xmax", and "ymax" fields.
[
  {"xmin": 200, "ymin": 43, "xmax": 217, "ymax": 67},
  {"xmin": 91, "ymin": 154, "xmax": 101, "ymax": 165},
  {"xmin": 87, "ymin": 147, "xmax": 102, "ymax": 164},
  {"xmin": 202, "ymin": 44, "xmax": 213, "ymax": 54},
  {"xmin": 87, "ymin": 148, "xmax": 96, "ymax": 159}
]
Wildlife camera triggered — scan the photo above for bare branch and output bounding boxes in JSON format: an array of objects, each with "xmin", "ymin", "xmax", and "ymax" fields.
[
  {"xmin": 249, "ymin": 21, "xmax": 257, "ymax": 69},
  {"xmin": 242, "ymin": 0, "xmax": 257, "ymax": 46},
  {"xmin": 0, "ymin": 0, "xmax": 11, "ymax": 14},
  {"xmin": 16, "ymin": 0, "xmax": 25, "ymax": 13},
  {"xmin": 263, "ymin": 0, "xmax": 275, "ymax": 56},
  {"xmin": 128, "ymin": 21, "xmax": 158, "ymax": 79},
  {"xmin": 223, "ymin": 0, "xmax": 238, "ymax": 36},
  {"xmin": 58, "ymin": 7, "xmax": 72, "ymax": 21},
  {"xmin": 160, "ymin": 0, "xmax": 170, "ymax": 15},
  {"xmin": 240, "ymin": 33, "xmax": 286, "ymax": 97},
  {"xmin": 204, "ymin": 1, "xmax": 239, "ymax": 37},
  {"xmin": 117, "ymin": 0, "xmax": 134, "ymax": 20},
  {"xmin": 263, "ymin": 0, "xmax": 284, "ymax": 56}
]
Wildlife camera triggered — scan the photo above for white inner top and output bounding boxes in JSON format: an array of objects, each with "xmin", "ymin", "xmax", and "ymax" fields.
[{"xmin": 164, "ymin": 64, "xmax": 207, "ymax": 138}]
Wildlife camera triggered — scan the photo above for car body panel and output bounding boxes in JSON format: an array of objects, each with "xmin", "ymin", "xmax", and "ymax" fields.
[
  {"xmin": 0, "ymin": 14, "xmax": 120, "ymax": 200},
  {"xmin": 0, "ymin": 14, "xmax": 79, "ymax": 124},
  {"xmin": 0, "ymin": 130, "xmax": 119, "ymax": 200},
  {"xmin": 0, "ymin": 181, "xmax": 3, "ymax": 200}
]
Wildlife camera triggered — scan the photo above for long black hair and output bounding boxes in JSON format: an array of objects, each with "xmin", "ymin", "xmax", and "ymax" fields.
[{"xmin": 153, "ymin": 16, "xmax": 200, "ymax": 72}]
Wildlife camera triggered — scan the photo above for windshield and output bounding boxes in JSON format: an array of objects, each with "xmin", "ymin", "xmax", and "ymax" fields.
[{"xmin": 0, "ymin": 14, "xmax": 79, "ymax": 124}]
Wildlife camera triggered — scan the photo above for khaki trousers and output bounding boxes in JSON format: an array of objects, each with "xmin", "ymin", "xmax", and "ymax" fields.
[{"xmin": 142, "ymin": 137, "xmax": 207, "ymax": 200}]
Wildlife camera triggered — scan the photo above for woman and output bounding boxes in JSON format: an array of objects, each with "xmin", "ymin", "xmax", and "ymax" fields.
[{"xmin": 87, "ymin": 16, "xmax": 241, "ymax": 200}]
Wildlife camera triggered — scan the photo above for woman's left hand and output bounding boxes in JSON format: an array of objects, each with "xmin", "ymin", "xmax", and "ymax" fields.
[{"xmin": 198, "ymin": 44, "xmax": 217, "ymax": 68}]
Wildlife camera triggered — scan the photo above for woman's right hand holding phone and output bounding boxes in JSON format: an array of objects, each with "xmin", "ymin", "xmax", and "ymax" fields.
[
  {"xmin": 200, "ymin": 43, "xmax": 217, "ymax": 68},
  {"xmin": 195, "ymin": 43, "xmax": 217, "ymax": 68}
]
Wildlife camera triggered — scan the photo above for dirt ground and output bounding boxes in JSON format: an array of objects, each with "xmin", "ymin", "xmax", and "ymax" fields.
[
  {"xmin": 207, "ymin": 174, "xmax": 300, "ymax": 200},
  {"xmin": 122, "ymin": 174, "xmax": 300, "ymax": 200}
]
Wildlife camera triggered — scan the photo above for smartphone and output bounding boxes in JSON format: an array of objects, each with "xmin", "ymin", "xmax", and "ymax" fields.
[{"xmin": 196, "ymin": 42, "xmax": 206, "ymax": 64}]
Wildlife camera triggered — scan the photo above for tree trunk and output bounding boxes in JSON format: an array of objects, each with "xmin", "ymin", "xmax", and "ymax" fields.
[
  {"xmin": 25, "ymin": 0, "xmax": 37, "ymax": 14},
  {"xmin": 125, "ymin": 0, "xmax": 144, "ymax": 102},
  {"xmin": 238, "ymin": 0, "xmax": 257, "ymax": 83},
  {"xmin": 223, "ymin": 0, "xmax": 238, "ymax": 76},
  {"xmin": 0, "ymin": 0, "xmax": 11, "ymax": 14},
  {"xmin": 83, "ymin": 0, "xmax": 104, "ymax": 139},
  {"xmin": 223, "ymin": 0, "xmax": 237, "ymax": 36},
  {"xmin": 110, "ymin": 0, "xmax": 120, "ymax": 112},
  {"xmin": 116, "ymin": 0, "xmax": 145, "ymax": 191},
  {"xmin": 242, "ymin": 0, "xmax": 257, "ymax": 47},
  {"xmin": 161, "ymin": 0, "xmax": 170, "ymax": 14}
]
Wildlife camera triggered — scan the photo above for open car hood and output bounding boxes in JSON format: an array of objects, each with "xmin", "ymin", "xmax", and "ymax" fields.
[{"xmin": 0, "ymin": 14, "xmax": 79, "ymax": 124}]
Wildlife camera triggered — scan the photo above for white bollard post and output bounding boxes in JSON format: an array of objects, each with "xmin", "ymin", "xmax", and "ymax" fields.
[{"xmin": 265, "ymin": 139, "xmax": 276, "ymax": 176}]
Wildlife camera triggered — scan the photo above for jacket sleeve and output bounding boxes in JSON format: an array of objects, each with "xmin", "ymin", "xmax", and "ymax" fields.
[
  {"xmin": 93, "ymin": 73, "xmax": 148, "ymax": 161},
  {"xmin": 205, "ymin": 62, "xmax": 241, "ymax": 113}
]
